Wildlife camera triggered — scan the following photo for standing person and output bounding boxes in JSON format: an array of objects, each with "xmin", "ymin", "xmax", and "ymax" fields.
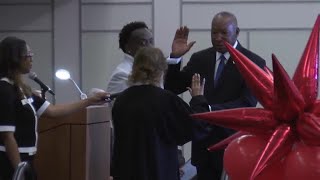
[
  {"xmin": 106, "ymin": 21, "xmax": 195, "ymax": 176},
  {"xmin": 0, "ymin": 36, "xmax": 109, "ymax": 180},
  {"xmin": 165, "ymin": 11, "xmax": 266, "ymax": 180},
  {"xmin": 106, "ymin": 21, "xmax": 152, "ymax": 94},
  {"xmin": 106, "ymin": 21, "xmax": 194, "ymax": 94},
  {"xmin": 111, "ymin": 47, "xmax": 195, "ymax": 180}
]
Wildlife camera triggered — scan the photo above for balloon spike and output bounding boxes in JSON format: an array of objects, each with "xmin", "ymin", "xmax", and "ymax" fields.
[
  {"xmin": 250, "ymin": 125, "xmax": 294, "ymax": 179},
  {"xmin": 207, "ymin": 131, "xmax": 247, "ymax": 152},
  {"xmin": 192, "ymin": 108, "xmax": 278, "ymax": 134},
  {"xmin": 224, "ymin": 42, "xmax": 274, "ymax": 110},
  {"xmin": 292, "ymin": 14, "xmax": 320, "ymax": 109},
  {"xmin": 272, "ymin": 54, "xmax": 306, "ymax": 122}
]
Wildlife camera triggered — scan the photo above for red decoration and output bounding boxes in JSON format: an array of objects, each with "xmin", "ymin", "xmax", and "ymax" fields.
[
  {"xmin": 224, "ymin": 135, "xmax": 285, "ymax": 180},
  {"xmin": 284, "ymin": 142, "xmax": 320, "ymax": 180},
  {"xmin": 191, "ymin": 15, "xmax": 320, "ymax": 180}
]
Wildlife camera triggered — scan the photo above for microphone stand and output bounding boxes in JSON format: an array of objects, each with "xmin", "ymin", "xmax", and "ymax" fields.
[{"xmin": 68, "ymin": 78, "xmax": 87, "ymax": 100}]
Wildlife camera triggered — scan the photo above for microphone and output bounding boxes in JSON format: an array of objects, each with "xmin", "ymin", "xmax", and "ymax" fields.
[
  {"xmin": 108, "ymin": 92, "xmax": 122, "ymax": 100},
  {"xmin": 88, "ymin": 88, "xmax": 121, "ymax": 101},
  {"xmin": 28, "ymin": 72, "xmax": 55, "ymax": 96}
]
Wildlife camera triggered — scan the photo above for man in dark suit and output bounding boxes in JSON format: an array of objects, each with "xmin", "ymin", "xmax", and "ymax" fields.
[{"xmin": 165, "ymin": 11, "xmax": 266, "ymax": 180}]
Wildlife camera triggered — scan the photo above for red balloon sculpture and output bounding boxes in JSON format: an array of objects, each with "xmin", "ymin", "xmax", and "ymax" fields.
[{"xmin": 192, "ymin": 15, "xmax": 320, "ymax": 180}]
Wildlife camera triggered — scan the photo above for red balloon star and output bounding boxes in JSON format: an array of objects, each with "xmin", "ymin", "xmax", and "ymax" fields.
[{"xmin": 192, "ymin": 15, "xmax": 320, "ymax": 180}]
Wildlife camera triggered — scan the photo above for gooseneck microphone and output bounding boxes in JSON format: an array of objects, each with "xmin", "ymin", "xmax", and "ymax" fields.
[{"xmin": 28, "ymin": 72, "xmax": 55, "ymax": 96}]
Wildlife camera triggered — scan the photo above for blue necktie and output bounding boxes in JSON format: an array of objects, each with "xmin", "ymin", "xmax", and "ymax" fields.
[{"xmin": 214, "ymin": 55, "xmax": 226, "ymax": 87}]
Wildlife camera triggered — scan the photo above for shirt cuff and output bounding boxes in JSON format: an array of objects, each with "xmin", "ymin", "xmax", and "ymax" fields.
[
  {"xmin": 0, "ymin": 126, "xmax": 15, "ymax": 132},
  {"xmin": 167, "ymin": 57, "xmax": 182, "ymax": 64},
  {"xmin": 37, "ymin": 101, "xmax": 50, "ymax": 117}
]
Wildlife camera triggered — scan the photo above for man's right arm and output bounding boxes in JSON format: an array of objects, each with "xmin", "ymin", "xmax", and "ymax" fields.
[
  {"xmin": 165, "ymin": 53, "xmax": 198, "ymax": 95},
  {"xmin": 164, "ymin": 26, "xmax": 196, "ymax": 94}
]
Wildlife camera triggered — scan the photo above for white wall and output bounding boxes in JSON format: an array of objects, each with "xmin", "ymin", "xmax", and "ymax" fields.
[{"xmin": 0, "ymin": 0, "xmax": 319, "ymax": 160}]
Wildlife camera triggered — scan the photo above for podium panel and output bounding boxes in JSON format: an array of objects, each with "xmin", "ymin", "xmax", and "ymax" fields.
[{"xmin": 34, "ymin": 105, "xmax": 111, "ymax": 180}]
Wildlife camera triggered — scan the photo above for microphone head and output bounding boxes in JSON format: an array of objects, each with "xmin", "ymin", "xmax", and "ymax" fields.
[{"xmin": 28, "ymin": 72, "xmax": 37, "ymax": 80}]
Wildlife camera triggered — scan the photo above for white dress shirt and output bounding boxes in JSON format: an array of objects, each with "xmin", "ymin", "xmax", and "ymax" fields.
[
  {"xmin": 214, "ymin": 40, "xmax": 238, "ymax": 78},
  {"xmin": 107, "ymin": 53, "xmax": 180, "ymax": 94},
  {"xmin": 106, "ymin": 53, "xmax": 134, "ymax": 94}
]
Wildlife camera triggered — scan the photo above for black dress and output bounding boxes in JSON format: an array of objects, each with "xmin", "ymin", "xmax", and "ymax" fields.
[
  {"xmin": 111, "ymin": 85, "xmax": 194, "ymax": 180},
  {"xmin": 0, "ymin": 78, "xmax": 49, "ymax": 179}
]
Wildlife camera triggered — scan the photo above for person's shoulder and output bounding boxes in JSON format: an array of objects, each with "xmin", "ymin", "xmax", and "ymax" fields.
[
  {"xmin": 239, "ymin": 45, "xmax": 266, "ymax": 66},
  {"xmin": 0, "ymin": 79, "xmax": 14, "ymax": 89},
  {"xmin": 110, "ymin": 61, "xmax": 132, "ymax": 77},
  {"xmin": 161, "ymin": 88, "xmax": 186, "ymax": 103},
  {"xmin": 0, "ymin": 80, "xmax": 15, "ymax": 96},
  {"xmin": 189, "ymin": 48, "xmax": 214, "ymax": 63},
  {"xmin": 109, "ymin": 69, "xmax": 129, "ymax": 80},
  {"xmin": 108, "ymin": 61, "xmax": 131, "ymax": 83},
  {"xmin": 124, "ymin": 85, "xmax": 174, "ymax": 100},
  {"xmin": 160, "ymin": 88, "xmax": 176, "ymax": 96}
]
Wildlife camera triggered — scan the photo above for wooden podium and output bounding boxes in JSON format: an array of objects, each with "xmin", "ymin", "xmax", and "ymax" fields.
[{"xmin": 34, "ymin": 105, "xmax": 111, "ymax": 180}]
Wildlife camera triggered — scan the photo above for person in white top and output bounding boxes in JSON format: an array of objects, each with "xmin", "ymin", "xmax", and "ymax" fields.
[{"xmin": 106, "ymin": 21, "xmax": 196, "ymax": 94}]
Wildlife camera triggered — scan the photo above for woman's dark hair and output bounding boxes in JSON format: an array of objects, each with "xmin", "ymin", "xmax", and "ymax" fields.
[
  {"xmin": 0, "ymin": 36, "xmax": 27, "ymax": 79},
  {"xmin": 119, "ymin": 21, "xmax": 148, "ymax": 53},
  {"xmin": 128, "ymin": 47, "xmax": 167, "ymax": 86},
  {"xmin": 0, "ymin": 36, "xmax": 31, "ymax": 97}
]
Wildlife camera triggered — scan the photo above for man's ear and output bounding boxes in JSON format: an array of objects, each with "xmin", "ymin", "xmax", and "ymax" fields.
[
  {"xmin": 124, "ymin": 43, "xmax": 131, "ymax": 54},
  {"xmin": 124, "ymin": 42, "xmax": 130, "ymax": 53},
  {"xmin": 236, "ymin": 27, "xmax": 240, "ymax": 36}
]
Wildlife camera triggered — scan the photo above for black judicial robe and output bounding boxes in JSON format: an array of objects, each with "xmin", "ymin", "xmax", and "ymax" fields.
[{"xmin": 111, "ymin": 85, "xmax": 194, "ymax": 180}]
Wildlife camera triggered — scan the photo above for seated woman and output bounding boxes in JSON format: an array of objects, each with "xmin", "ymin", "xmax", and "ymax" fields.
[
  {"xmin": 0, "ymin": 36, "xmax": 108, "ymax": 180},
  {"xmin": 111, "ymin": 47, "xmax": 195, "ymax": 180}
]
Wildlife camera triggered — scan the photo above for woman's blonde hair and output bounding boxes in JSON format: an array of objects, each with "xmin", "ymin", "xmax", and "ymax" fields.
[{"xmin": 128, "ymin": 47, "xmax": 167, "ymax": 86}]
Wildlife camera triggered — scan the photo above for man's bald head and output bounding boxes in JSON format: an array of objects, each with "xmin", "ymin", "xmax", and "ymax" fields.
[{"xmin": 211, "ymin": 11, "xmax": 239, "ymax": 53}]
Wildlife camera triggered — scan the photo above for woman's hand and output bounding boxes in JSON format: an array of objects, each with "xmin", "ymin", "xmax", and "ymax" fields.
[
  {"xmin": 187, "ymin": 73, "xmax": 205, "ymax": 97},
  {"xmin": 86, "ymin": 91, "xmax": 110, "ymax": 106},
  {"xmin": 43, "ymin": 89, "xmax": 111, "ymax": 118}
]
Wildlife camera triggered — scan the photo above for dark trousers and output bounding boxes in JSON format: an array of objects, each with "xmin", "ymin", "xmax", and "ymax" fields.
[
  {"xmin": 0, "ymin": 152, "xmax": 36, "ymax": 180},
  {"xmin": 194, "ymin": 150, "xmax": 224, "ymax": 180}
]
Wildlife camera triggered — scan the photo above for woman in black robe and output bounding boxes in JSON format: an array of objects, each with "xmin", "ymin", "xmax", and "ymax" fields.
[{"xmin": 111, "ymin": 47, "xmax": 196, "ymax": 180}]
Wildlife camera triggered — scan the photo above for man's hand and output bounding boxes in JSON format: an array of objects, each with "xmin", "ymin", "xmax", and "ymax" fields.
[
  {"xmin": 187, "ymin": 73, "xmax": 205, "ymax": 97},
  {"xmin": 171, "ymin": 26, "xmax": 196, "ymax": 58}
]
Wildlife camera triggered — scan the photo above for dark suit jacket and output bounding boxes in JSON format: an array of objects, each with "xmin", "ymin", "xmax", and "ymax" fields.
[{"xmin": 164, "ymin": 43, "xmax": 266, "ymax": 166}]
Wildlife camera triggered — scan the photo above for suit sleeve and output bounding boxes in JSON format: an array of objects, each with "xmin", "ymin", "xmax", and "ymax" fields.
[
  {"xmin": 164, "ymin": 54, "xmax": 198, "ymax": 95},
  {"xmin": 189, "ymin": 95, "xmax": 210, "ymax": 113}
]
